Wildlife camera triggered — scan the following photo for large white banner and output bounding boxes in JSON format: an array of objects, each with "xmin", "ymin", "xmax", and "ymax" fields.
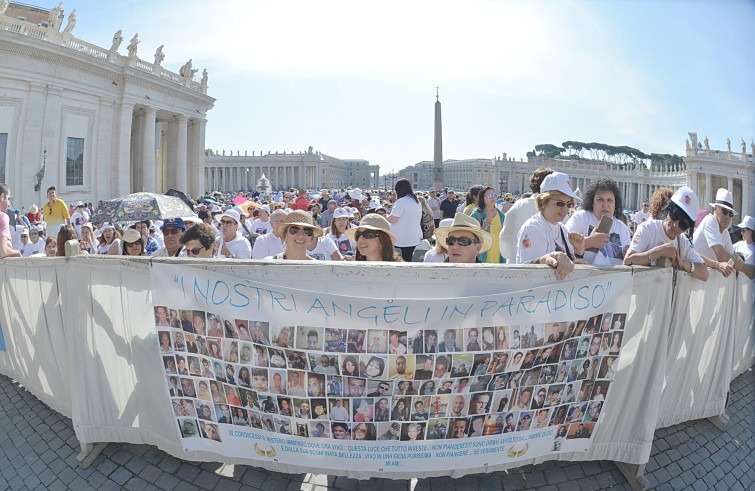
[{"xmin": 152, "ymin": 264, "xmax": 631, "ymax": 472}]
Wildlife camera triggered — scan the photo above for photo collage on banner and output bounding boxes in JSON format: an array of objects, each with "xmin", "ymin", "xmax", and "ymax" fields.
[
  {"xmin": 0, "ymin": 323, "xmax": 5, "ymax": 351},
  {"xmin": 154, "ymin": 303, "xmax": 626, "ymax": 453}
]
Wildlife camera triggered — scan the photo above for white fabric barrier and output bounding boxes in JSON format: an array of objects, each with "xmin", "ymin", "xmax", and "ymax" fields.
[
  {"xmin": 0, "ymin": 257, "xmax": 751, "ymax": 479},
  {"xmin": 731, "ymin": 274, "xmax": 755, "ymax": 379}
]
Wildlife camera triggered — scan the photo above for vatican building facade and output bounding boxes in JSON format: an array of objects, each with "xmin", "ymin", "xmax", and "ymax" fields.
[{"xmin": 0, "ymin": 2, "xmax": 214, "ymax": 208}]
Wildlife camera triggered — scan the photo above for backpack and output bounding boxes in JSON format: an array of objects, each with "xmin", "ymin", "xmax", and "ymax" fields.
[{"xmin": 419, "ymin": 196, "xmax": 436, "ymax": 241}]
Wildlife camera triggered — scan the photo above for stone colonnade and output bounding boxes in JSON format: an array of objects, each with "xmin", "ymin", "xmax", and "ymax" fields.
[{"xmin": 204, "ymin": 162, "xmax": 321, "ymax": 193}]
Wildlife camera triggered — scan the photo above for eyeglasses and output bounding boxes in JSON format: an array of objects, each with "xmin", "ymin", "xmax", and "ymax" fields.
[
  {"xmin": 186, "ymin": 246, "xmax": 207, "ymax": 256},
  {"xmin": 552, "ymin": 200, "xmax": 573, "ymax": 208},
  {"xmin": 668, "ymin": 207, "xmax": 694, "ymax": 231},
  {"xmin": 219, "ymin": 220, "xmax": 237, "ymax": 226},
  {"xmin": 287, "ymin": 226, "xmax": 314, "ymax": 237},
  {"xmin": 163, "ymin": 228, "xmax": 182, "ymax": 235},
  {"xmin": 356, "ymin": 230, "xmax": 380, "ymax": 240},
  {"xmin": 486, "ymin": 193, "xmax": 498, "ymax": 199},
  {"xmin": 445, "ymin": 236, "xmax": 480, "ymax": 247}
]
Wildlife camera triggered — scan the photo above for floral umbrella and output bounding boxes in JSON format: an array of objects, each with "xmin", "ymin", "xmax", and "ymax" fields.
[{"xmin": 90, "ymin": 192, "xmax": 195, "ymax": 224}]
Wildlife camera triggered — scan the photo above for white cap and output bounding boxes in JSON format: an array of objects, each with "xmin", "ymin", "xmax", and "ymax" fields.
[
  {"xmin": 20, "ymin": 227, "xmax": 29, "ymax": 235},
  {"xmin": 709, "ymin": 188, "xmax": 738, "ymax": 216},
  {"xmin": 540, "ymin": 172, "xmax": 580, "ymax": 201},
  {"xmin": 210, "ymin": 205, "xmax": 222, "ymax": 214},
  {"xmin": 438, "ymin": 218, "xmax": 454, "ymax": 228},
  {"xmin": 670, "ymin": 186, "xmax": 700, "ymax": 221},
  {"xmin": 222, "ymin": 209, "xmax": 240, "ymax": 225},
  {"xmin": 333, "ymin": 207, "xmax": 349, "ymax": 220},
  {"xmin": 260, "ymin": 205, "xmax": 271, "ymax": 214},
  {"xmin": 736, "ymin": 215, "xmax": 755, "ymax": 231},
  {"xmin": 349, "ymin": 188, "xmax": 364, "ymax": 201}
]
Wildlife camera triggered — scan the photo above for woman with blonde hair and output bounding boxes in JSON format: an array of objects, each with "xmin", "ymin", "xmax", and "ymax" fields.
[{"xmin": 271, "ymin": 210, "xmax": 322, "ymax": 260}]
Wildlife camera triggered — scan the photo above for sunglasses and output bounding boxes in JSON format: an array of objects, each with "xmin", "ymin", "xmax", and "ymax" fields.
[
  {"xmin": 186, "ymin": 246, "xmax": 207, "ymax": 256},
  {"xmin": 719, "ymin": 208, "xmax": 734, "ymax": 217},
  {"xmin": 287, "ymin": 226, "xmax": 314, "ymax": 237},
  {"xmin": 163, "ymin": 228, "xmax": 182, "ymax": 235},
  {"xmin": 553, "ymin": 200, "xmax": 574, "ymax": 208},
  {"xmin": 486, "ymin": 193, "xmax": 498, "ymax": 199},
  {"xmin": 219, "ymin": 220, "xmax": 237, "ymax": 226},
  {"xmin": 445, "ymin": 236, "xmax": 480, "ymax": 247},
  {"xmin": 668, "ymin": 207, "xmax": 694, "ymax": 231},
  {"xmin": 356, "ymin": 230, "xmax": 380, "ymax": 240}
]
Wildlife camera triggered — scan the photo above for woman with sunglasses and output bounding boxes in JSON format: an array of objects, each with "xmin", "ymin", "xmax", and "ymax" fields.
[
  {"xmin": 565, "ymin": 177, "xmax": 631, "ymax": 266},
  {"xmin": 272, "ymin": 210, "xmax": 322, "ymax": 260},
  {"xmin": 345, "ymin": 213, "xmax": 402, "ymax": 262},
  {"xmin": 470, "ymin": 186, "xmax": 506, "ymax": 263},
  {"xmin": 180, "ymin": 223, "xmax": 216, "ymax": 258},
  {"xmin": 624, "ymin": 186, "xmax": 708, "ymax": 281},
  {"xmin": 121, "ymin": 228, "xmax": 145, "ymax": 256},
  {"xmin": 515, "ymin": 172, "xmax": 580, "ymax": 280}
]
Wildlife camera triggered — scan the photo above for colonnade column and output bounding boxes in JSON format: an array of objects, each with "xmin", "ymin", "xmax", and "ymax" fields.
[
  {"xmin": 704, "ymin": 173, "xmax": 712, "ymax": 207},
  {"xmin": 141, "ymin": 108, "xmax": 157, "ymax": 192}
]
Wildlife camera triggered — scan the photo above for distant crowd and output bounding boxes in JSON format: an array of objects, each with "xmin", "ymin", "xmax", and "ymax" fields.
[{"xmin": 0, "ymin": 172, "xmax": 752, "ymax": 281}]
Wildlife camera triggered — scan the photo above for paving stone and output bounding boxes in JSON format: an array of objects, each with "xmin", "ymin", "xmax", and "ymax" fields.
[{"xmin": 192, "ymin": 470, "xmax": 221, "ymax": 489}]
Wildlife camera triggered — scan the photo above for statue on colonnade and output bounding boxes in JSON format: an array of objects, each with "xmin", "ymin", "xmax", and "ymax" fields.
[
  {"xmin": 154, "ymin": 45, "xmax": 165, "ymax": 67},
  {"xmin": 62, "ymin": 9, "xmax": 76, "ymax": 34},
  {"xmin": 180, "ymin": 59, "xmax": 198, "ymax": 79},
  {"xmin": 726, "ymin": 138, "xmax": 731, "ymax": 152},
  {"xmin": 127, "ymin": 33, "xmax": 140, "ymax": 56},
  {"xmin": 740, "ymin": 139, "xmax": 746, "ymax": 154},
  {"xmin": 48, "ymin": 2, "xmax": 63, "ymax": 30},
  {"xmin": 110, "ymin": 30, "xmax": 123, "ymax": 51},
  {"xmin": 0, "ymin": 0, "xmax": 9, "ymax": 16},
  {"xmin": 703, "ymin": 136, "xmax": 709, "ymax": 150}
]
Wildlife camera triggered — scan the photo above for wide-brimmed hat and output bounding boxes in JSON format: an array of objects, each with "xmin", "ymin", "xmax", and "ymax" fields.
[
  {"xmin": 122, "ymin": 228, "xmax": 142, "ymax": 244},
  {"xmin": 345, "ymin": 213, "xmax": 396, "ymax": 244},
  {"xmin": 670, "ymin": 186, "xmax": 700, "ymax": 222},
  {"xmin": 433, "ymin": 213, "xmax": 493, "ymax": 253},
  {"xmin": 540, "ymin": 172, "xmax": 581, "ymax": 201},
  {"xmin": 348, "ymin": 188, "xmax": 364, "ymax": 201},
  {"xmin": 735, "ymin": 215, "xmax": 754, "ymax": 231},
  {"xmin": 708, "ymin": 188, "xmax": 738, "ymax": 215},
  {"xmin": 276, "ymin": 210, "xmax": 323, "ymax": 237}
]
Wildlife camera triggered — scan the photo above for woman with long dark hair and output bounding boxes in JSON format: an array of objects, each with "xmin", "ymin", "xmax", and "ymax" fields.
[
  {"xmin": 386, "ymin": 178, "xmax": 422, "ymax": 261},
  {"xmin": 470, "ymin": 186, "xmax": 505, "ymax": 263},
  {"xmin": 346, "ymin": 214, "xmax": 402, "ymax": 262}
]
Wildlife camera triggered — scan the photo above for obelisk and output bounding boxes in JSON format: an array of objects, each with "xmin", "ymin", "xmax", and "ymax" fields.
[{"xmin": 433, "ymin": 87, "xmax": 443, "ymax": 191}]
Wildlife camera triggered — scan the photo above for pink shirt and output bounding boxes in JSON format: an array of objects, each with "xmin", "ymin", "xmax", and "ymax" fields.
[{"xmin": 0, "ymin": 212, "xmax": 11, "ymax": 249}]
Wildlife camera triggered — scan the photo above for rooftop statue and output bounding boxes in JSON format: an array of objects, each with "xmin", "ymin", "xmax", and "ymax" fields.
[
  {"xmin": 726, "ymin": 138, "xmax": 731, "ymax": 152},
  {"xmin": 741, "ymin": 138, "xmax": 746, "ymax": 154},
  {"xmin": 62, "ymin": 9, "xmax": 76, "ymax": 34},
  {"xmin": 110, "ymin": 30, "xmax": 123, "ymax": 52},
  {"xmin": 0, "ymin": 0, "xmax": 9, "ymax": 16},
  {"xmin": 200, "ymin": 68, "xmax": 208, "ymax": 86},
  {"xmin": 179, "ymin": 59, "xmax": 198, "ymax": 79},
  {"xmin": 154, "ymin": 45, "xmax": 165, "ymax": 67},
  {"xmin": 127, "ymin": 33, "xmax": 139, "ymax": 56},
  {"xmin": 703, "ymin": 137, "xmax": 709, "ymax": 150},
  {"xmin": 48, "ymin": 2, "xmax": 63, "ymax": 30}
]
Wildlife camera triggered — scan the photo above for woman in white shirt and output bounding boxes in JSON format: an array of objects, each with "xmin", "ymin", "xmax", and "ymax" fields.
[
  {"xmin": 326, "ymin": 208, "xmax": 355, "ymax": 257},
  {"xmin": 624, "ymin": 186, "xmax": 708, "ymax": 281},
  {"xmin": 387, "ymin": 178, "xmax": 422, "ymax": 262},
  {"xmin": 565, "ymin": 178, "xmax": 631, "ymax": 265},
  {"xmin": 515, "ymin": 172, "xmax": 579, "ymax": 280}
]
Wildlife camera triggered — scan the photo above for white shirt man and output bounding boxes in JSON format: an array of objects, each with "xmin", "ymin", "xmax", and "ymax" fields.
[
  {"xmin": 633, "ymin": 201, "xmax": 651, "ymax": 227},
  {"xmin": 692, "ymin": 188, "xmax": 749, "ymax": 277},
  {"xmin": 215, "ymin": 209, "xmax": 252, "ymax": 259},
  {"xmin": 427, "ymin": 189, "xmax": 441, "ymax": 224},
  {"xmin": 330, "ymin": 400, "xmax": 350, "ymax": 421},
  {"xmin": 252, "ymin": 210, "xmax": 286, "ymax": 259}
]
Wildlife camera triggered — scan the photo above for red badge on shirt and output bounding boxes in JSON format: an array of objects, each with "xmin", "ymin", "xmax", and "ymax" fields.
[{"xmin": 522, "ymin": 235, "xmax": 531, "ymax": 249}]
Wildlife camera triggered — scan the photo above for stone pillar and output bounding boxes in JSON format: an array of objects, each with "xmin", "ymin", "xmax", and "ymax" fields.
[
  {"xmin": 742, "ymin": 179, "xmax": 750, "ymax": 216},
  {"xmin": 115, "ymin": 102, "xmax": 134, "ymax": 197},
  {"xmin": 141, "ymin": 108, "xmax": 157, "ymax": 192},
  {"xmin": 174, "ymin": 115, "xmax": 188, "ymax": 193},
  {"xmin": 704, "ymin": 173, "xmax": 712, "ymax": 206}
]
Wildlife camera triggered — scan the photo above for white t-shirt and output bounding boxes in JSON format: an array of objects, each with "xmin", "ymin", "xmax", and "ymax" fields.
[
  {"xmin": 21, "ymin": 239, "xmax": 46, "ymax": 257},
  {"xmin": 252, "ymin": 232, "xmax": 284, "ymax": 259},
  {"xmin": 692, "ymin": 214, "xmax": 733, "ymax": 260},
  {"xmin": 423, "ymin": 249, "xmax": 447, "ymax": 263},
  {"xmin": 565, "ymin": 210, "xmax": 631, "ymax": 266},
  {"xmin": 500, "ymin": 195, "xmax": 538, "ymax": 263},
  {"xmin": 71, "ymin": 211, "xmax": 88, "ymax": 238},
  {"xmin": 515, "ymin": 213, "xmax": 574, "ymax": 264},
  {"xmin": 633, "ymin": 210, "xmax": 651, "ymax": 225},
  {"xmin": 628, "ymin": 219, "xmax": 703, "ymax": 265},
  {"xmin": 152, "ymin": 246, "xmax": 187, "ymax": 258},
  {"xmin": 250, "ymin": 218, "xmax": 272, "ymax": 236},
  {"xmin": 733, "ymin": 240, "xmax": 755, "ymax": 266},
  {"xmin": 389, "ymin": 196, "xmax": 422, "ymax": 247},
  {"xmin": 216, "ymin": 234, "xmax": 252, "ymax": 259},
  {"xmin": 427, "ymin": 196, "xmax": 441, "ymax": 220},
  {"xmin": 307, "ymin": 236, "xmax": 339, "ymax": 260},
  {"xmin": 327, "ymin": 233, "xmax": 355, "ymax": 256}
]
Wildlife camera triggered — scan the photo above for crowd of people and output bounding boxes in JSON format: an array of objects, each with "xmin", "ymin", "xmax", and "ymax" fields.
[{"xmin": 0, "ymin": 173, "xmax": 752, "ymax": 280}]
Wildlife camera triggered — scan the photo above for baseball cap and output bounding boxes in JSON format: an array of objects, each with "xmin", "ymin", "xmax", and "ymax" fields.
[
  {"xmin": 540, "ymin": 172, "xmax": 580, "ymax": 201},
  {"xmin": 161, "ymin": 218, "xmax": 186, "ymax": 231},
  {"xmin": 669, "ymin": 186, "xmax": 700, "ymax": 222},
  {"xmin": 735, "ymin": 215, "xmax": 755, "ymax": 231}
]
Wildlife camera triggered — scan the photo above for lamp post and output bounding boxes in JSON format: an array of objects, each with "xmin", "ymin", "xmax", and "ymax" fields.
[{"xmin": 498, "ymin": 174, "xmax": 505, "ymax": 195}]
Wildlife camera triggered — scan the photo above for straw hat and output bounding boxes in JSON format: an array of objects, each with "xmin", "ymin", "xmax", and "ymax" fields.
[
  {"xmin": 276, "ymin": 210, "xmax": 323, "ymax": 237},
  {"xmin": 345, "ymin": 213, "xmax": 396, "ymax": 244},
  {"xmin": 433, "ymin": 213, "xmax": 493, "ymax": 253}
]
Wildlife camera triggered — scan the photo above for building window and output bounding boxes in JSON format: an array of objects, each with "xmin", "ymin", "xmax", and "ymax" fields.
[
  {"xmin": 66, "ymin": 137, "xmax": 84, "ymax": 186},
  {"xmin": 0, "ymin": 133, "xmax": 7, "ymax": 183}
]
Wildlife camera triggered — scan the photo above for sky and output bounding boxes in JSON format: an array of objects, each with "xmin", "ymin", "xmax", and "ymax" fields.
[{"xmin": 38, "ymin": 0, "xmax": 755, "ymax": 173}]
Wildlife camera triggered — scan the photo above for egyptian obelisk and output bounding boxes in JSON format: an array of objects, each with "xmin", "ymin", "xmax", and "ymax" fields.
[{"xmin": 433, "ymin": 87, "xmax": 443, "ymax": 191}]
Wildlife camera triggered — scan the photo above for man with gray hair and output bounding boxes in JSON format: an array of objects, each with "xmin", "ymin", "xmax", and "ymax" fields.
[
  {"xmin": 320, "ymin": 199, "xmax": 337, "ymax": 228},
  {"xmin": 252, "ymin": 209, "xmax": 287, "ymax": 259}
]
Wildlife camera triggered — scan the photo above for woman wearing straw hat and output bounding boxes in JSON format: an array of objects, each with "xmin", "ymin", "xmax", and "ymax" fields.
[
  {"xmin": 121, "ymin": 228, "xmax": 146, "ymax": 256},
  {"xmin": 271, "ymin": 210, "xmax": 323, "ymax": 260},
  {"xmin": 345, "ymin": 214, "xmax": 402, "ymax": 262}
]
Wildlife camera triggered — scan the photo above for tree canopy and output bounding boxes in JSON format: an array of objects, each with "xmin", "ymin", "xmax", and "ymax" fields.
[{"xmin": 530, "ymin": 140, "xmax": 682, "ymax": 169}]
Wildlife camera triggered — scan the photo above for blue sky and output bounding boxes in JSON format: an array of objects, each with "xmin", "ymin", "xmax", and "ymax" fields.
[{"xmin": 42, "ymin": 0, "xmax": 755, "ymax": 172}]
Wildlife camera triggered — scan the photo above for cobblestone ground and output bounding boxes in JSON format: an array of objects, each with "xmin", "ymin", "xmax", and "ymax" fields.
[{"xmin": 0, "ymin": 368, "xmax": 752, "ymax": 490}]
